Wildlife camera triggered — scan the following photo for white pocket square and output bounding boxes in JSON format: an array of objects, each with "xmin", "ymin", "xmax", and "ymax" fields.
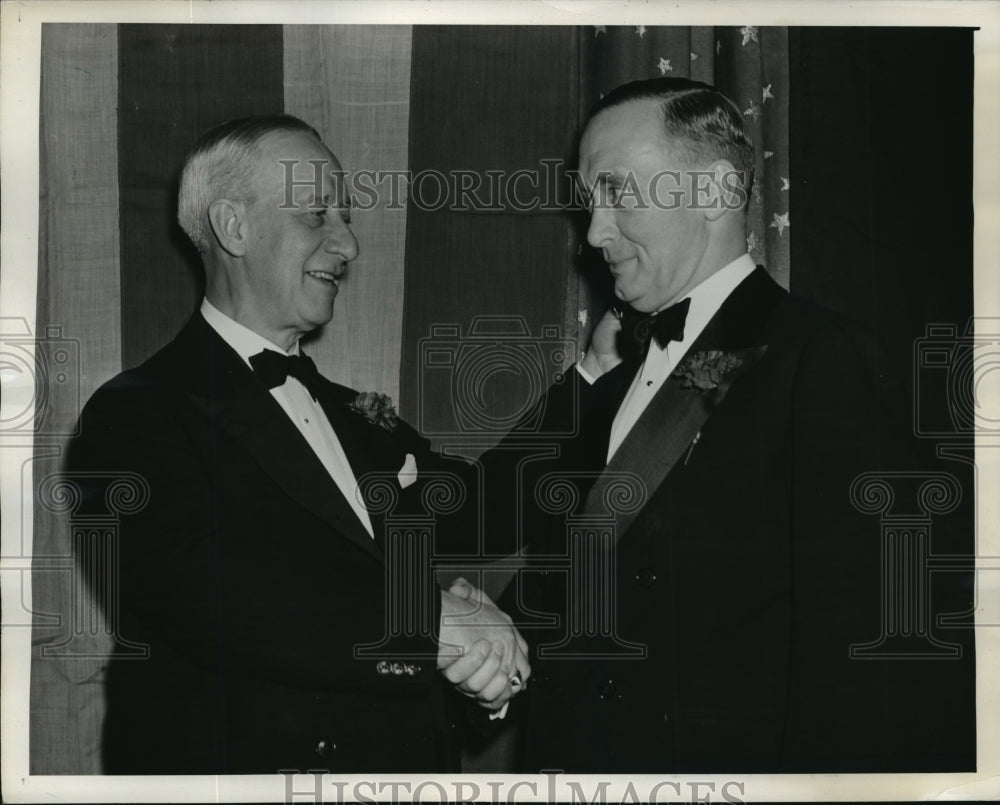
[{"xmin": 397, "ymin": 453, "xmax": 418, "ymax": 489}]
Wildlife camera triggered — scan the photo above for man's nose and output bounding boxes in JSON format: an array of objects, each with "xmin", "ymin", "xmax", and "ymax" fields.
[
  {"xmin": 324, "ymin": 217, "xmax": 359, "ymax": 262},
  {"xmin": 586, "ymin": 206, "xmax": 616, "ymax": 250}
]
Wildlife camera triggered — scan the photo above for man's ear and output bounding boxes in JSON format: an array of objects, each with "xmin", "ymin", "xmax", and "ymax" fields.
[
  {"xmin": 207, "ymin": 199, "xmax": 249, "ymax": 257},
  {"xmin": 700, "ymin": 159, "xmax": 745, "ymax": 222}
]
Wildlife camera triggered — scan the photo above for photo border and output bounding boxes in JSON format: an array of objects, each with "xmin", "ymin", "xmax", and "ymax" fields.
[{"xmin": 2, "ymin": 1, "xmax": 998, "ymax": 801}]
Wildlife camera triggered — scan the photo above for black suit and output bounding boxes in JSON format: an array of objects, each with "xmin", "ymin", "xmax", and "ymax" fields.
[
  {"xmin": 492, "ymin": 268, "xmax": 975, "ymax": 773},
  {"xmin": 67, "ymin": 313, "xmax": 463, "ymax": 774}
]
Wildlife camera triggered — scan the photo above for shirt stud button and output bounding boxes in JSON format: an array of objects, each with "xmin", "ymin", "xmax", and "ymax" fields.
[{"xmin": 636, "ymin": 568, "xmax": 657, "ymax": 588}]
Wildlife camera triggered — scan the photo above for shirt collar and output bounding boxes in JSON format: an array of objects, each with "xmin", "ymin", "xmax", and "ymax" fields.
[
  {"xmin": 200, "ymin": 298, "xmax": 301, "ymax": 369},
  {"xmin": 654, "ymin": 253, "xmax": 757, "ymax": 354}
]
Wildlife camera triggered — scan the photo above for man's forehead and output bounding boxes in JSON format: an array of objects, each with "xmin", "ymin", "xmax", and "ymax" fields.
[
  {"xmin": 252, "ymin": 130, "xmax": 346, "ymax": 199},
  {"xmin": 282, "ymin": 163, "xmax": 347, "ymax": 199},
  {"xmin": 581, "ymin": 101, "xmax": 674, "ymax": 170}
]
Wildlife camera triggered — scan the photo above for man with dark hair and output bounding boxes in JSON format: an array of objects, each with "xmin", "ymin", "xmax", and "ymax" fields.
[
  {"xmin": 481, "ymin": 77, "xmax": 974, "ymax": 773},
  {"xmin": 67, "ymin": 114, "xmax": 528, "ymax": 774}
]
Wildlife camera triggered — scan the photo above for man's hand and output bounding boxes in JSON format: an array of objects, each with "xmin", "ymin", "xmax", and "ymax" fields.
[
  {"xmin": 447, "ymin": 575, "xmax": 496, "ymax": 608},
  {"xmin": 579, "ymin": 307, "xmax": 623, "ymax": 379},
  {"xmin": 438, "ymin": 579, "xmax": 530, "ymax": 710}
]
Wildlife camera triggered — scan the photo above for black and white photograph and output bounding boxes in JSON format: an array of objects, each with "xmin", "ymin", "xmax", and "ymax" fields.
[{"xmin": 1, "ymin": 1, "xmax": 997, "ymax": 802}]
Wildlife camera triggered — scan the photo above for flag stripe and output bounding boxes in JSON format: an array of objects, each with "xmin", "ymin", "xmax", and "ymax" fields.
[
  {"xmin": 32, "ymin": 22, "xmax": 123, "ymax": 774},
  {"xmin": 117, "ymin": 24, "xmax": 285, "ymax": 370},
  {"xmin": 400, "ymin": 25, "xmax": 580, "ymax": 448},
  {"xmin": 283, "ymin": 25, "xmax": 413, "ymax": 399}
]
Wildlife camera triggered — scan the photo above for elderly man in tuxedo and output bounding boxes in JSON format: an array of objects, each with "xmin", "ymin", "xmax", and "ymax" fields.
[
  {"xmin": 477, "ymin": 77, "xmax": 974, "ymax": 773},
  {"xmin": 67, "ymin": 114, "xmax": 527, "ymax": 774}
]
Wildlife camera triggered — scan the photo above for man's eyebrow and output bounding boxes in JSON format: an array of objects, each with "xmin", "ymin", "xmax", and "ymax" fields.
[
  {"xmin": 287, "ymin": 188, "xmax": 331, "ymax": 208},
  {"xmin": 573, "ymin": 170, "xmax": 616, "ymax": 195},
  {"xmin": 576, "ymin": 169, "xmax": 619, "ymax": 184}
]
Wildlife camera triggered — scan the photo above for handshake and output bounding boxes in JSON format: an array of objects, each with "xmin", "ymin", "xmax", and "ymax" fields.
[{"xmin": 436, "ymin": 578, "xmax": 530, "ymax": 712}]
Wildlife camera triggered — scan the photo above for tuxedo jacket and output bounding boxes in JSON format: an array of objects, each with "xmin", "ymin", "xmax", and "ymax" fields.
[
  {"xmin": 492, "ymin": 268, "xmax": 975, "ymax": 773},
  {"xmin": 67, "ymin": 313, "xmax": 465, "ymax": 774}
]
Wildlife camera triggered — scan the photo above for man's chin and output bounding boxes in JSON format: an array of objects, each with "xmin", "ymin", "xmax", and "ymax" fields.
[
  {"xmin": 302, "ymin": 308, "xmax": 336, "ymax": 335},
  {"xmin": 614, "ymin": 285, "xmax": 633, "ymax": 306},
  {"xmin": 616, "ymin": 288, "xmax": 657, "ymax": 314}
]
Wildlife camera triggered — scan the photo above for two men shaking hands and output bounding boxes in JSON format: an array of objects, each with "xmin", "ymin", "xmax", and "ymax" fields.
[{"xmin": 69, "ymin": 77, "xmax": 970, "ymax": 775}]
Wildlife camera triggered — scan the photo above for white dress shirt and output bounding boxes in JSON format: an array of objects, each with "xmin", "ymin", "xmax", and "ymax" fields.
[
  {"xmin": 200, "ymin": 299, "xmax": 374, "ymax": 537},
  {"xmin": 599, "ymin": 254, "xmax": 757, "ymax": 461}
]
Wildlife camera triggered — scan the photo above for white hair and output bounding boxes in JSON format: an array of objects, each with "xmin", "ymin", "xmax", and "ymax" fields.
[{"xmin": 176, "ymin": 115, "xmax": 321, "ymax": 256}]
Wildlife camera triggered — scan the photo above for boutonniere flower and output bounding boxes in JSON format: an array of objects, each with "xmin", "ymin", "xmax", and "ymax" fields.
[
  {"xmin": 673, "ymin": 350, "xmax": 746, "ymax": 391},
  {"xmin": 348, "ymin": 391, "xmax": 399, "ymax": 432}
]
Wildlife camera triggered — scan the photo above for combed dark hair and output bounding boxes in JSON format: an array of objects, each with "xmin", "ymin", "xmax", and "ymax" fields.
[
  {"xmin": 590, "ymin": 77, "xmax": 755, "ymax": 204},
  {"xmin": 177, "ymin": 114, "xmax": 322, "ymax": 255}
]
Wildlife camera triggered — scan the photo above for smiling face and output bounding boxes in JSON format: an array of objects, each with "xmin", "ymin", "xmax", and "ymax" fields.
[
  {"xmin": 232, "ymin": 129, "xmax": 358, "ymax": 349},
  {"xmin": 579, "ymin": 99, "xmax": 713, "ymax": 313}
]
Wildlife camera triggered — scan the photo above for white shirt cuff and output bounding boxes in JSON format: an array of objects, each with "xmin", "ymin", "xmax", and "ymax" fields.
[{"xmin": 488, "ymin": 702, "xmax": 509, "ymax": 720}]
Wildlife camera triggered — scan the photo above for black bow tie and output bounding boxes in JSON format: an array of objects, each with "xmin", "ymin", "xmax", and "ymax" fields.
[
  {"xmin": 249, "ymin": 349, "xmax": 322, "ymax": 400},
  {"xmin": 620, "ymin": 297, "xmax": 691, "ymax": 361}
]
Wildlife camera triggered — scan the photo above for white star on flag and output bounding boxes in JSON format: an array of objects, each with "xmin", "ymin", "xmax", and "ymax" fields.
[
  {"xmin": 690, "ymin": 51, "xmax": 698, "ymax": 61},
  {"xmin": 594, "ymin": 26, "xmax": 606, "ymax": 36},
  {"xmin": 740, "ymin": 26, "xmax": 759, "ymax": 46},
  {"xmin": 762, "ymin": 84, "xmax": 774, "ymax": 102},
  {"xmin": 578, "ymin": 309, "xmax": 589, "ymax": 326},
  {"xmin": 764, "ymin": 151, "xmax": 774, "ymax": 160},
  {"xmin": 743, "ymin": 99, "xmax": 760, "ymax": 120},
  {"xmin": 746, "ymin": 231, "xmax": 759, "ymax": 252},
  {"xmin": 716, "ymin": 39, "xmax": 722, "ymax": 55},
  {"xmin": 780, "ymin": 177, "xmax": 790, "ymax": 191},
  {"xmin": 636, "ymin": 25, "xmax": 647, "ymax": 38},
  {"xmin": 769, "ymin": 212, "xmax": 790, "ymax": 236},
  {"xmin": 658, "ymin": 57, "xmax": 673, "ymax": 75}
]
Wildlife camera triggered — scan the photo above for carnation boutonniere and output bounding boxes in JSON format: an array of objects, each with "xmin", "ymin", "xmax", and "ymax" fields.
[
  {"xmin": 348, "ymin": 391, "xmax": 399, "ymax": 432},
  {"xmin": 673, "ymin": 350, "xmax": 746, "ymax": 391},
  {"xmin": 672, "ymin": 346, "xmax": 767, "ymax": 465}
]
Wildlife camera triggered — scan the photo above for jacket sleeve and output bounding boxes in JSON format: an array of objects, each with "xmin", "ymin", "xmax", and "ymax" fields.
[
  {"xmin": 67, "ymin": 376, "xmax": 443, "ymax": 695},
  {"xmin": 781, "ymin": 318, "xmax": 975, "ymax": 771}
]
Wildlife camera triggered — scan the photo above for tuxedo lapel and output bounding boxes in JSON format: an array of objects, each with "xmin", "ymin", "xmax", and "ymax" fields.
[
  {"xmin": 173, "ymin": 315, "xmax": 384, "ymax": 563},
  {"xmin": 581, "ymin": 267, "xmax": 784, "ymax": 539},
  {"xmin": 313, "ymin": 384, "xmax": 411, "ymax": 552},
  {"xmin": 315, "ymin": 386, "xmax": 403, "ymax": 488}
]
